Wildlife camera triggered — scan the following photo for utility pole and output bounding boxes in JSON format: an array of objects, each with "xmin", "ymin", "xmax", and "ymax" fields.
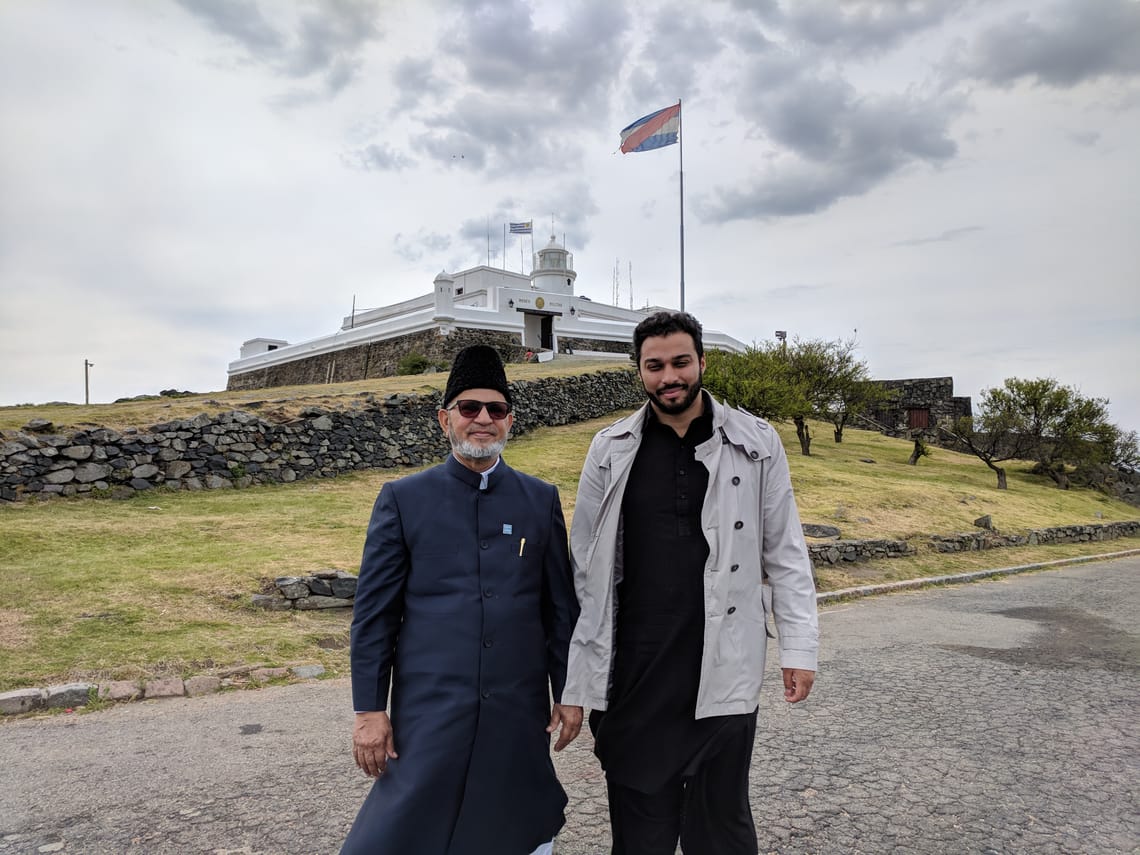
[{"xmin": 84, "ymin": 359, "xmax": 94, "ymax": 405}]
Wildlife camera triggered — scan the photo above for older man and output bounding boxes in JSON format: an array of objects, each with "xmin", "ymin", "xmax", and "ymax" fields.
[
  {"xmin": 342, "ymin": 345, "xmax": 582, "ymax": 855},
  {"xmin": 563, "ymin": 312, "xmax": 819, "ymax": 854}
]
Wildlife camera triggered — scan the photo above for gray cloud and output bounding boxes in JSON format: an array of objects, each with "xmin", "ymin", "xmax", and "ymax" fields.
[
  {"xmin": 763, "ymin": 282, "xmax": 831, "ymax": 300},
  {"xmin": 414, "ymin": 128, "xmax": 489, "ymax": 171},
  {"xmin": 728, "ymin": 0, "xmax": 962, "ymax": 56},
  {"xmin": 705, "ymin": 69, "xmax": 960, "ymax": 222},
  {"xmin": 781, "ymin": 0, "xmax": 963, "ymax": 56},
  {"xmin": 416, "ymin": 99, "xmax": 579, "ymax": 174},
  {"xmin": 175, "ymin": 0, "xmax": 381, "ymax": 96},
  {"xmin": 393, "ymin": 230, "xmax": 452, "ymax": 263},
  {"xmin": 450, "ymin": 0, "xmax": 628, "ymax": 112},
  {"xmin": 391, "ymin": 58, "xmax": 448, "ymax": 115},
  {"xmin": 1068, "ymin": 130, "xmax": 1101, "ymax": 147},
  {"xmin": 891, "ymin": 226, "xmax": 984, "ymax": 248},
  {"xmin": 449, "ymin": 182, "xmax": 599, "ymax": 265},
  {"xmin": 394, "ymin": 0, "xmax": 630, "ymax": 174},
  {"xmin": 950, "ymin": 0, "xmax": 1140, "ymax": 87},
  {"xmin": 627, "ymin": 7, "xmax": 726, "ymax": 106},
  {"xmin": 453, "ymin": 203, "xmax": 525, "ymax": 268},
  {"xmin": 173, "ymin": 0, "xmax": 283, "ymax": 54},
  {"xmin": 341, "ymin": 143, "xmax": 414, "ymax": 172}
]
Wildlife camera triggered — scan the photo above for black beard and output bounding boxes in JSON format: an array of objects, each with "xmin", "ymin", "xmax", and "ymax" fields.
[{"xmin": 648, "ymin": 373, "xmax": 703, "ymax": 415}]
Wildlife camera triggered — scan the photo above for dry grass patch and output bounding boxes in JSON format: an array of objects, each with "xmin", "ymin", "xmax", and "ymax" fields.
[
  {"xmin": 0, "ymin": 357, "xmax": 632, "ymax": 433},
  {"xmin": 0, "ymin": 609, "xmax": 32, "ymax": 648}
]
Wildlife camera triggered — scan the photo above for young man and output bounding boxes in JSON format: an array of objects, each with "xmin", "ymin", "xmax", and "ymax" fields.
[
  {"xmin": 343, "ymin": 345, "xmax": 582, "ymax": 855},
  {"xmin": 562, "ymin": 312, "xmax": 819, "ymax": 854}
]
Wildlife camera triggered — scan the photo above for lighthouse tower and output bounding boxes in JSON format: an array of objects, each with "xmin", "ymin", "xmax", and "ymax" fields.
[{"xmin": 530, "ymin": 235, "xmax": 576, "ymax": 295}]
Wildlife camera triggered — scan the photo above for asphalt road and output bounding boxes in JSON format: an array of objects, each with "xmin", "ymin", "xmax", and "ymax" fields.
[{"xmin": 2, "ymin": 557, "xmax": 1137, "ymax": 855}]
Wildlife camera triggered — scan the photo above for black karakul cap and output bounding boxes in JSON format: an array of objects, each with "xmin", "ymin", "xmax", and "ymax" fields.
[{"xmin": 443, "ymin": 345, "xmax": 512, "ymax": 407}]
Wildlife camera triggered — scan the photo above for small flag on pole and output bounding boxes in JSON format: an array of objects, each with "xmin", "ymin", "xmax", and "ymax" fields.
[
  {"xmin": 619, "ymin": 103, "xmax": 681, "ymax": 153},
  {"xmin": 509, "ymin": 221, "xmax": 532, "ymax": 234}
]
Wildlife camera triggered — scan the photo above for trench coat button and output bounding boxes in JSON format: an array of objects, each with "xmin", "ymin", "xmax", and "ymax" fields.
[
  {"xmin": 483, "ymin": 589, "xmax": 492, "ymax": 598},
  {"xmin": 731, "ymin": 476, "xmax": 740, "ymax": 485},
  {"xmin": 730, "ymin": 564, "xmax": 739, "ymax": 572},
  {"xmin": 727, "ymin": 606, "xmax": 737, "ymax": 615},
  {"xmin": 750, "ymin": 450, "xmax": 759, "ymax": 459},
  {"xmin": 480, "ymin": 540, "xmax": 488, "ymax": 549},
  {"xmin": 481, "ymin": 690, "xmax": 490, "ymax": 699},
  {"xmin": 483, "ymin": 639, "xmax": 493, "ymax": 648},
  {"xmin": 734, "ymin": 521, "xmax": 744, "ymax": 529}
]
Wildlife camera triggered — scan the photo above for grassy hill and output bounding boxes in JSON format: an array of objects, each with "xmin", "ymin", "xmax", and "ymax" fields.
[
  {"xmin": 1, "ymin": 368, "xmax": 1136, "ymax": 694},
  {"xmin": 0, "ymin": 356, "xmax": 632, "ymax": 433}
]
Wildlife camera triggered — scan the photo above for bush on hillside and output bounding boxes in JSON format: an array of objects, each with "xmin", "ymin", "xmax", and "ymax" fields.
[{"xmin": 397, "ymin": 352, "xmax": 432, "ymax": 375}]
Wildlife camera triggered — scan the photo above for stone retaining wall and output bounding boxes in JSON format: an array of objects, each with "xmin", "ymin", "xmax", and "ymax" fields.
[
  {"xmin": 559, "ymin": 336, "xmax": 633, "ymax": 356},
  {"xmin": 252, "ymin": 572, "xmax": 358, "ymax": 610},
  {"xmin": 809, "ymin": 521, "xmax": 1139, "ymax": 565},
  {"xmin": 808, "ymin": 538, "xmax": 916, "ymax": 565},
  {"xmin": 1, "ymin": 369, "xmax": 642, "ymax": 502}
]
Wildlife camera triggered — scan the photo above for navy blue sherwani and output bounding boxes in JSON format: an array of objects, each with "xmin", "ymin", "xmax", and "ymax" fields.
[{"xmin": 342, "ymin": 455, "xmax": 578, "ymax": 855}]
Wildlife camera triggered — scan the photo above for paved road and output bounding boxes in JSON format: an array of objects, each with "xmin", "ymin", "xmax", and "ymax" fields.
[{"xmin": 2, "ymin": 557, "xmax": 1137, "ymax": 854}]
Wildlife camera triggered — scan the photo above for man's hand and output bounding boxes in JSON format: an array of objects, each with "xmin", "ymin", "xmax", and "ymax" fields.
[
  {"xmin": 353, "ymin": 711, "xmax": 398, "ymax": 778},
  {"xmin": 546, "ymin": 703, "xmax": 583, "ymax": 752},
  {"xmin": 782, "ymin": 668, "xmax": 815, "ymax": 703}
]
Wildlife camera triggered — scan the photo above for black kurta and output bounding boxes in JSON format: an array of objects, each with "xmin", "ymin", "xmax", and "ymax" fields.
[
  {"xmin": 591, "ymin": 398, "xmax": 751, "ymax": 793},
  {"xmin": 343, "ymin": 455, "xmax": 577, "ymax": 855}
]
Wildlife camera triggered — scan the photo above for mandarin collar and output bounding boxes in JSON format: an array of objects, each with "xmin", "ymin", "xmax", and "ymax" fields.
[{"xmin": 445, "ymin": 453, "xmax": 504, "ymax": 491}]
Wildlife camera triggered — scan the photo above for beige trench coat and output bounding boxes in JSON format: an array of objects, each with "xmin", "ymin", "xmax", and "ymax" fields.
[{"xmin": 562, "ymin": 396, "xmax": 819, "ymax": 718}]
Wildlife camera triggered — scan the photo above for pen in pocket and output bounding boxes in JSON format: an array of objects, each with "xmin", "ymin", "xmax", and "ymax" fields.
[{"xmin": 519, "ymin": 538, "xmax": 526, "ymax": 557}]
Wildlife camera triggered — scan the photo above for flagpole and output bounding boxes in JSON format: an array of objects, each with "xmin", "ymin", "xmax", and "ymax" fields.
[{"xmin": 678, "ymin": 99, "xmax": 685, "ymax": 313}]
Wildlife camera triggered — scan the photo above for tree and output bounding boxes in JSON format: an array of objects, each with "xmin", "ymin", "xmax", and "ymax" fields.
[
  {"xmin": 945, "ymin": 377, "xmax": 1128, "ymax": 490},
  {"xmin": 703, "ymin": 345, "xmax": 804, "ymax": 422},
  {"xmin": 1005, "ymin": 378, "xmax": 1122, "ymax": 489},
  {"xmin": 907, "ymin": 436, "xmax": 932, "ymax": 465},
  {"xmin": 783, "ymin": 337, "xmax": 883, "ymax": 454},
  {"xmin": 704, "ymin": 336, "xmax": 882, "ymax": 456},
  {"xmin": 794, "ymin": 337, "xmax": 885, "ymax": 444},
  {"xmin": 943, "ymin": 384, "xmax": 1034, "ymax": 490}
]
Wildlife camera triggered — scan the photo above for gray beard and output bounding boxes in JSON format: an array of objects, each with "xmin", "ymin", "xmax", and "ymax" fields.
[{"xmin": 449, "ymin": 425, "xmax": 508, "ymax": 460}]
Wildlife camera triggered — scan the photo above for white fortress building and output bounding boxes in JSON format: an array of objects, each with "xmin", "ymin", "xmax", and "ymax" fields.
[{"xmin": 227, "ymin": 235, "xmax": 745, "ymax": 391}]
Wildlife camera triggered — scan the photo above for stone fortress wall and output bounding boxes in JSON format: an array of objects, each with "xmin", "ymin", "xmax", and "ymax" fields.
[
  {"xmin": 227, "ymin": 329, "xmax": 638, "ymax": 394},
  {"xmin": 227, "ymin": 329, "xmax": 528, "ymax": 392},
  {"xmin": 866, "ymin": 376, "xmax": 973, "ymax": 433}
]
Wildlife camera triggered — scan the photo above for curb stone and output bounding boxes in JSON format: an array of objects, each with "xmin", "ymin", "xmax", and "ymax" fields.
[
  {"xmin": 816, "ymin": 547, "xmax": 1140, "ymax": 605},
  {"xmin": 0, "ymin": 664, "xmax": 328, "ymax": 718}
]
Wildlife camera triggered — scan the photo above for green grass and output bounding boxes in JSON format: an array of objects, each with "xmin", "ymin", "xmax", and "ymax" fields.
[{"xmin": 1, "ymin": 404, "xmax": 1137, "ymax": 693}]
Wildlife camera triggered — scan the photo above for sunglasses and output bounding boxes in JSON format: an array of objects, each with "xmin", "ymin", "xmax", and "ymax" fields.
[{"xmin": 447, "ymin": 399, "xmax": 512, "ymax": 420}]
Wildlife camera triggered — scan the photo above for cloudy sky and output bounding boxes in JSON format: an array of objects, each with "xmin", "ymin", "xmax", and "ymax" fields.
[{"xmin": 2, "ymin": 0, "xmax": 1138, "ymax": 433}]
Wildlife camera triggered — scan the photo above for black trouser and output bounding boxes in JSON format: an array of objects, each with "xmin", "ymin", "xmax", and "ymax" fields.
[{"xmin": 605, "ymin": 715, "xmax": 758, "ymax": 855}]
